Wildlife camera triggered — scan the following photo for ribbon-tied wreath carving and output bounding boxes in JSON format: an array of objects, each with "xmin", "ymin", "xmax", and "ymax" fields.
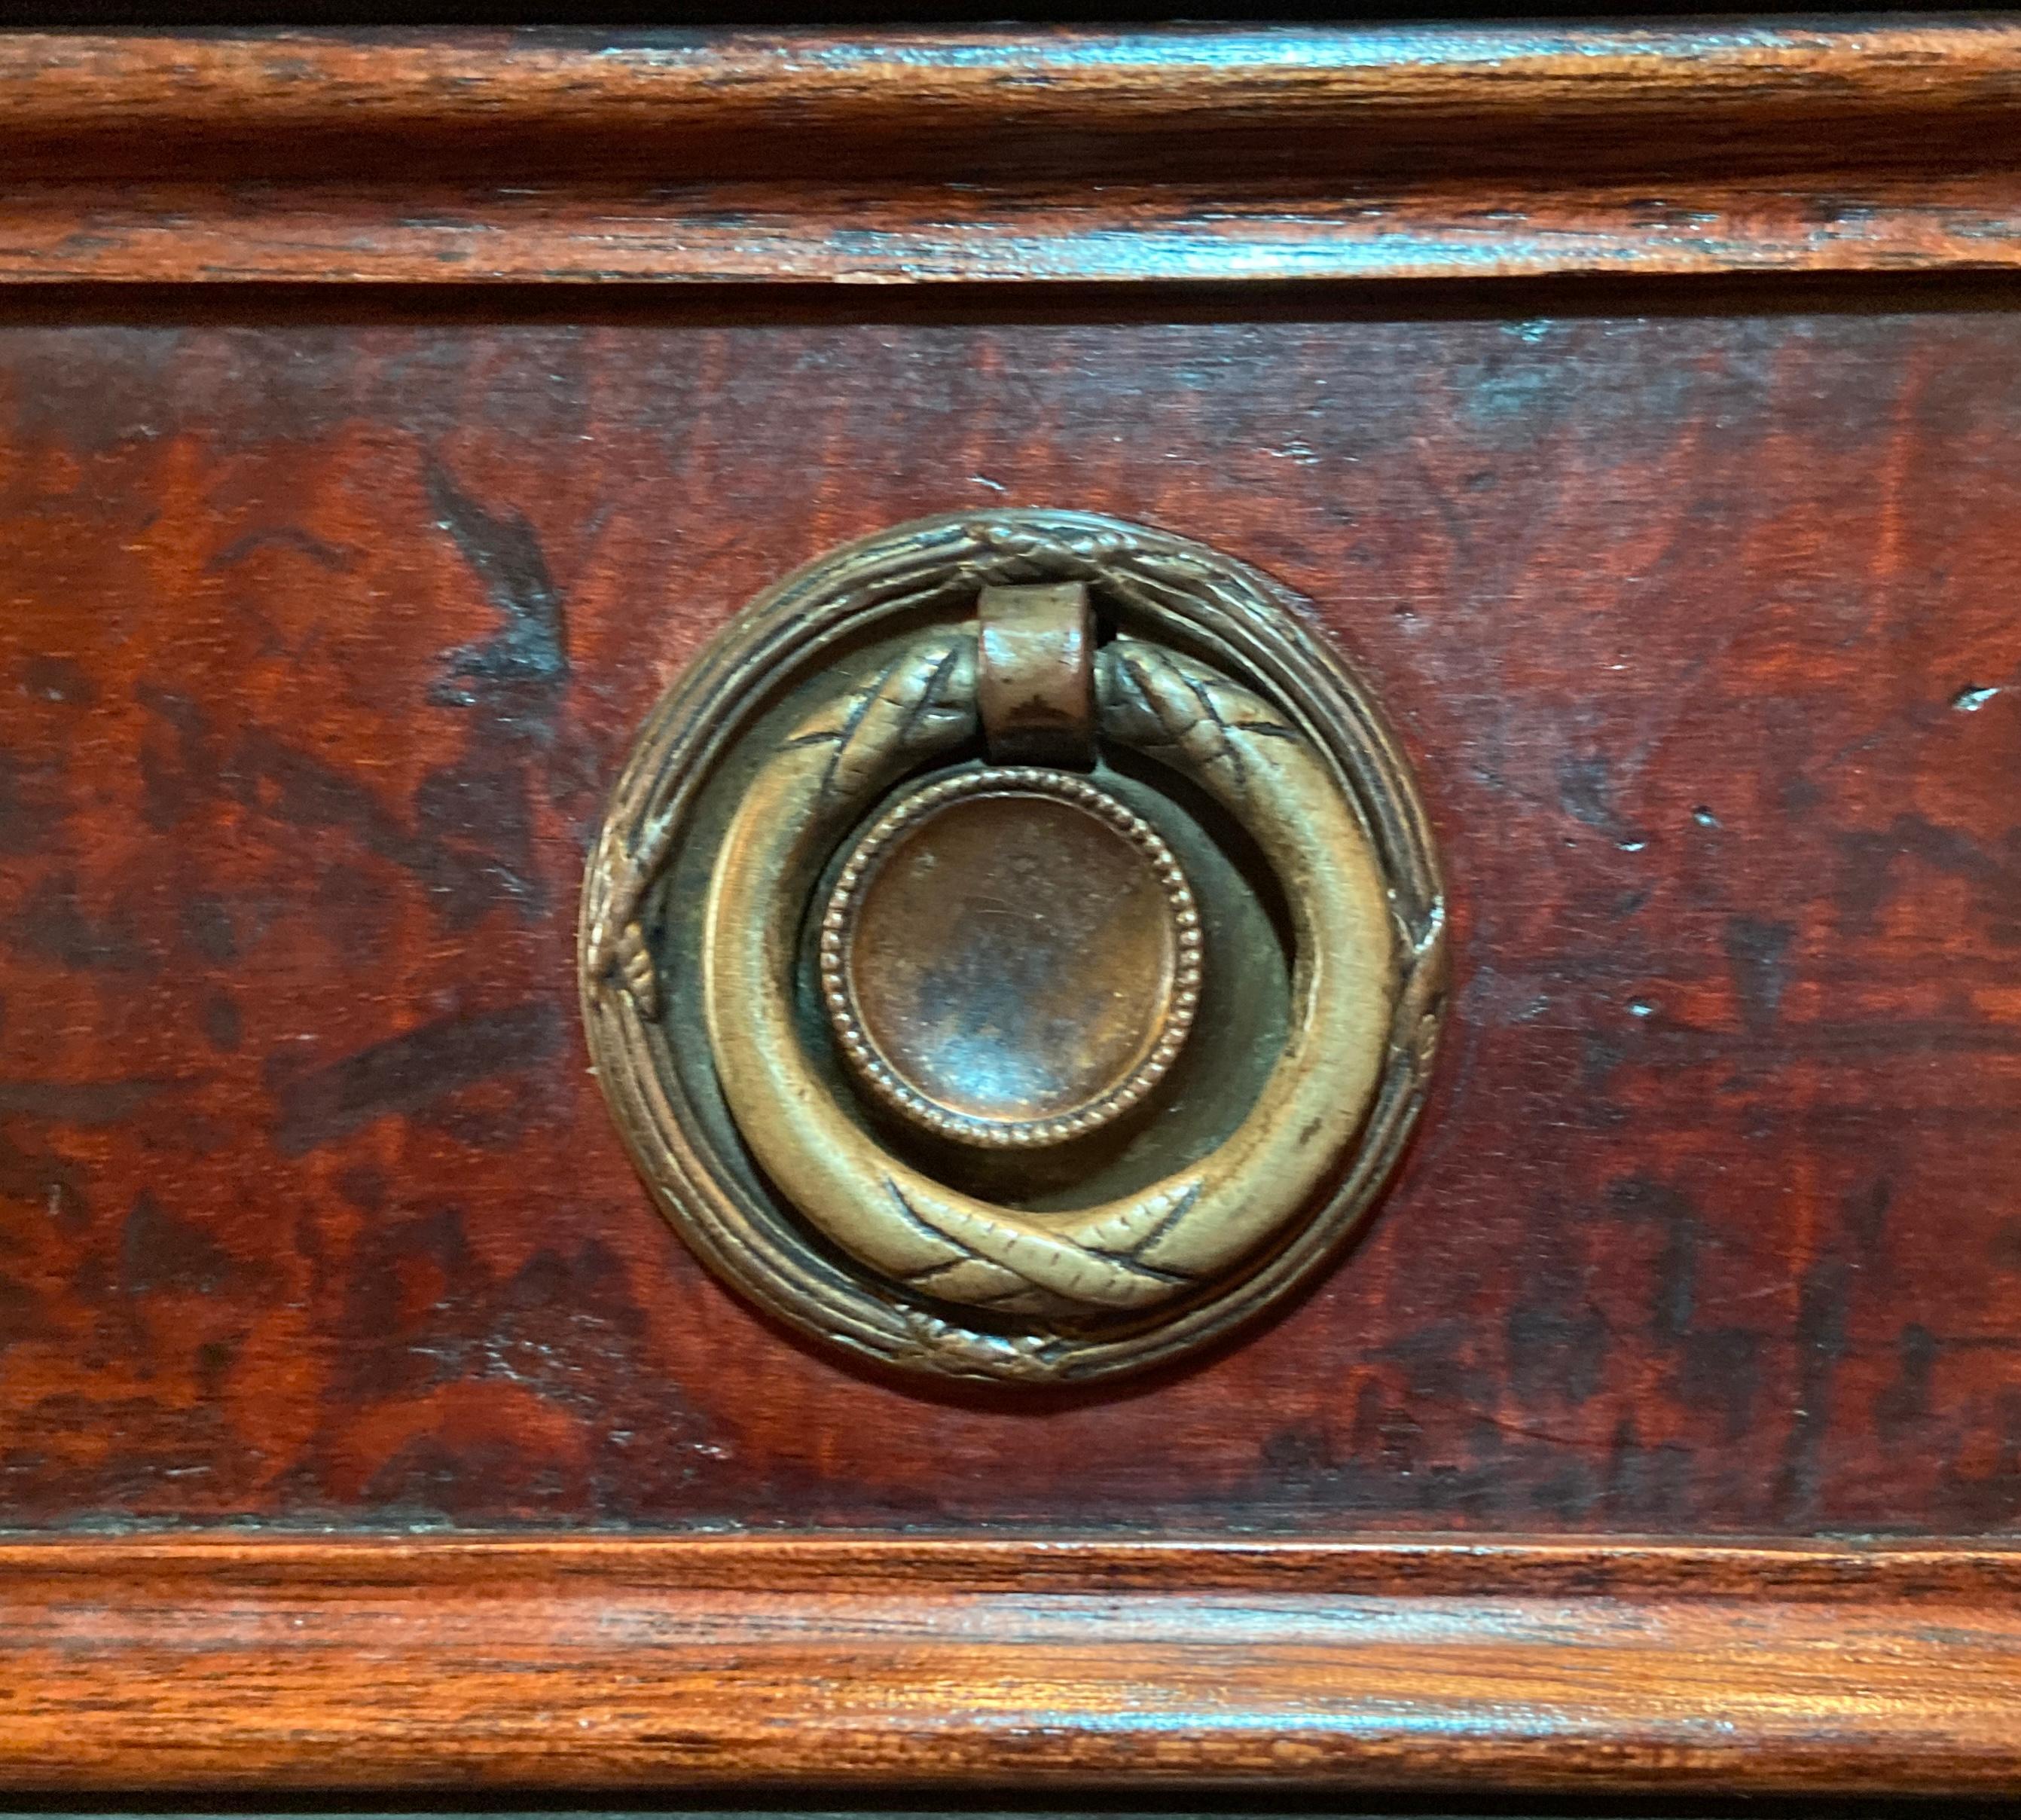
[{"xmin": 581, "ymin": 511, "xmax": 1445, "ymax": 1384}]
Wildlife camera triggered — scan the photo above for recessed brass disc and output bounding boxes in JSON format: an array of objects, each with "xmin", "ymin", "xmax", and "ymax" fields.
[{"xmin": 820, "ymin": 768, "xmax": 1202, "ymax": 1149}]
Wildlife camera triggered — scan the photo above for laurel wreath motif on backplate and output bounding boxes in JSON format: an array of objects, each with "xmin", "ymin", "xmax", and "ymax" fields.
[{"xmin": 580, "ymin": 510, "xmax": 1445, "ymax": 1384}]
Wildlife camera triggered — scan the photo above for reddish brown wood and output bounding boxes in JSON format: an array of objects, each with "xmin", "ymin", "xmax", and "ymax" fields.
[
  {"xmin": 6, "ymin": 23, "xmax": 2021, "ymax": 179},
  {"xmin": 1, "ymin": 172, "xmax": 2018, "ymax": 286},
  {"xmin": 0, "ymin": 304, "xmax": 2018, "ymax": 1535},
  {"xmin": 0, "ymin": 1535, "xmax": 2016, "ymax": 1791},
  {"xmin": 12, "ymin": 1531, "xmax": 2020, "ymax": 1599},
  {"xmin": 0, "ymin": 23, "xmax": 2017, "ymax": 1796},
  {"xmin": 0, "ymin": 26, "xmax": 2016, "ymax": 282}
]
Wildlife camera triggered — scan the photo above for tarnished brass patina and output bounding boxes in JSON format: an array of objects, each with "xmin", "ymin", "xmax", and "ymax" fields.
[
  {"xmin": 820, "ymin": 766, "xmax": 1201, "ymax": 1148},
  {"xmin": 581, "ymin": 510, "xmax": 1445, "ymax": 1384},
  {"xmin": 975, "ymin": 582, "xmax": 1098, "ymax": 767}
]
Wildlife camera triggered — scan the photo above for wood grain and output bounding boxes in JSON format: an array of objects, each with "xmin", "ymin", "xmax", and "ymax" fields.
[
  {"xmin": 8, "ymin": 23, "xmax": 2021, "ymax": 178},
  {"xmin": 1, "ymin": 304, "xmax": 2019, "ymax": 1535},
  {"xmin": 0, "ymin": 1535, "xmax": 2015, "ymax": 1792},
  {"xmin": 2, "ymin": 172, "xmax": 2018, "ymax": 287},
  {"xmin": 0, "ymin": 23, "xmax": 2017, "ymax": 1796},
  {"xmin": 0, "ymin": 26, "xmax": 2017, "ymax": 282}
]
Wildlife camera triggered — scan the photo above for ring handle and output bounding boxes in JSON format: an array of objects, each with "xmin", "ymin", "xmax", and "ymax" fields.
[
  {"xmin": 582, "ymin": 507, "xmax": 1446, "ymax": 1383},
  {"xmin": 702, "ymin": 630, "xmax": 1397, "ymax": 1318}
]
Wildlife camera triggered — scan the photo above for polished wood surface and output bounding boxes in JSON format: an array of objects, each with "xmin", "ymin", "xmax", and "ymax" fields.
[
  {"xmin": 1, "ymin": 301, "xmax": 2016, "ymax": 1531},
  {"xmin": 11, "ymin": 22, "xmax": 2019, "ymax": 174},
  {"xmin": 2, "ymin": 19, "xmax": 2019, "ymax": 1795},
  {"xmin": 0, "ymin": 25, "xmax": 2016, "ymax": 282},
  {"xmin": 0, "ymin": 1535, "xmax": 2016, "ymax": 1792}
]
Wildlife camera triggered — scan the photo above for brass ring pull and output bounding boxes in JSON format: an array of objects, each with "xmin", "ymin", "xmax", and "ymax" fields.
[
  {"xmin": 703, "ymin": 633, "xmax": 1395, "ymax": 1316},
  {"xmin": 581, "ymin": 509, "xmax": 1445, "ymax": 1384}
]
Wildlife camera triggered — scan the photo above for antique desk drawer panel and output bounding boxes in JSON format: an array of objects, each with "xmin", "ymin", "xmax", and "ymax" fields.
[{"xmin": 1, "ymin": 304, "xmax": 2016, "ymax": 1534}]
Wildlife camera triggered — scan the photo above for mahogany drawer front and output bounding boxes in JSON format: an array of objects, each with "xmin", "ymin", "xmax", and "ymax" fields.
[
  {"xmin": 1, "ymin": 18, "xmax": 2020, "ymax": 1797},
  {"xmin": 0, "ymin": 301, "xmax": 2016, "ymax": 1535}
]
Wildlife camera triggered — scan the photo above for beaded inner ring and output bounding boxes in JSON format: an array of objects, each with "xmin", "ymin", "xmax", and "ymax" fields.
[{"xmin": 819, "ymin": 767, "xmax": 1203, "ymax": 1149}]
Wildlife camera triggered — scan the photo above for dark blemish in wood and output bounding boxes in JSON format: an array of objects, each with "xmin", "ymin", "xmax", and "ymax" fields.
[
  {"xmin": 412, "ymin": 756, "xmax": 544, "ymax": 918},
  {"xmin": 338, "ymin": 1204, "xmax": 481, "ymax": 1402},
  {"xmin": 1837, "ymin": 814, "xmax": 2021, "ymax": 945},
  {"xmin": 234, "ymin": 727, "xmax": 417, "ymax": 852},
  {"xmin": 1554, "ymin": 750, "xmax": 1653, "ymax": 852},
  {"xmin": 1846, "ymin": 1174, "xmax": 1894, "ymax": 1254},
  {"xmin": 205, "ymin": 526, "xmax": 354, "ymax": 574},
  {"xmin": 1556, "ymin": 753, "xmax": 1617, "ymax": 832},
  {"xmin": 0, "ymin": 1123, "xmax": 90, "ymax": 1238},
  {"xmin": 0, "ymin": 1270, "xmax": 56, "ymax": 1350},
  {"xmin": 425, "ymin": 455, "xmax": 569, "ymax": 710},
  {"xmin": 1725, "ymin": 915, "xmax": 1794, "ymax": 1034},
  {"xmin": 0, "ymin": 753, "xmax": 64, "ymax": 857},
  {"xmin": 134, "ymin": 682, "xmax": 220, "ymax": 834},
  {"xmin": 1454, "ymin": 347, "xmax": 1569, "ymax": 437},
  {"xmin": 337, "ymin": 1165, "xmax": 389, "ymax": 1214},
  {"xmin": 0, "ymin": 1079, "xmax": 162, "ymax": 1125},
  {"xmin": 8, "ymin": 875, "xmax": 160, "ymax": 975},
  {"xmin": 1778, "ymin": 771, "xmax": 1825, "ymax": 817},
  {"xmin": 234, "ymin": 729, "xmax": 545, "ymax": 930},
  {"xmin": 490, "ymin": 1240, "xmax": 655, "ymax": 1412},
  {"xmin": 1601, "ymin": 1415, "xmax": 1692, "ymax": 1526},
  {"xmin": 20, "ymin": 655, "xmax": 97, "ymax": 707},
  {"xmin": 179, "ymin": 896, "xmax": 238, "ymax": 964},
  {"xmin": 1937, "ymin": 1388, "xmax": 2021, "ymax": 1529},
  {"xmin": 194, "ymin": 1336, "xmax": 240, "ymax": 1399},
  {"xmin": 358, "ymin": 1427, "xmax": 581, "ymax": 1522},
  {"xmin": 267, "ymin": 1000, "xmax": 563, "ymax": 1156},
  {"xmin": 1531, "ymin": 1461, "xmax": 1601, "ymax": 1522},
  {"xmin": 411, "ymin": 1069, "xmax": 545, "ymax": 1154},
  {"xmin": 200, "ymin": 995, "xmax": 242, "ymax": 1055},
  {"xmin": 1372, "ymin": 1318, "xmax": 1493, "ymax": 1413},
  {"xmin": 1506, "ymin": 1289, "xmax": 1609, "ymax": 1410},
  {"xmin": 1876, "ymin": 1322, "xmax": 1939, "ymax": 1441},
  {"xmin": 1776, "ymin": 1254, "xmax": 1852, "ymax": 1524},
  {"xmin": 1580, "ymin": 1027, "xmax": 1630, "ymax": 1091},
  {"xmin": 328, "ymin": 1204, "xmax": 697, "ymax": 1522},
  {"xmin": 119, "ymin": 1191, "xmax": 239, "ymax": 1299},
  {"xmin": 1609, "ymin": 1174, "xmax": 1699, "ymax": 1342},
  {"xmin": 1681, "ymin": 1326, "xmax": 1764, "ymax": 1445},
  {"xmin": 1259, "ymin": 1420, "xmax": 1334, "ymax": 1483},
  {"xmin": 1345, "ymin": 1379, "xmax": 1418, "ymax": 1478},
  {"xmin": 309, "ymin": 862, "xmax": 399, "ymax": 974}
]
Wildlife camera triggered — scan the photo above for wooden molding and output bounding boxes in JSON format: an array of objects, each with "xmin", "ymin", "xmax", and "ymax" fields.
[
  {"xmin": 1, "ymin": 1534, "xmax": 2018, "ymax": 1791},
  {"xmin": 7, "ymin": 23, "xmax": 2021, "ymax": 179},
  {"xmin": 0, "ymin": 23, "xmax": 2019, "ymax": 282}
]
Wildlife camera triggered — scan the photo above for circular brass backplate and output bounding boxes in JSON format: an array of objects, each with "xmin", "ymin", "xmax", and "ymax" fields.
[
  {"xmin": 820, "ymin": 767, "xmax": 1202, "ymax": 1150},
  {"xmin": 579, "ymin": 510, "xmax": 1446, "ymax": 1385}
]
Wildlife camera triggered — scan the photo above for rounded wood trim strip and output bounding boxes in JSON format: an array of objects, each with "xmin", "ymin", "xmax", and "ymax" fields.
[
  {"xmin": 0, "ymin": 25, "xmax": 2016, "ymax": 285},
  {"xmin": 0, "ymin": 172, "xmax": 2016, "ymax": 287},
  {"xmin": 0, "ymin": 1535, "xmax": 2016, "ymax": 1791},
  {"xmin": 3, "ymin": 23, "xmax": 2021, "ymax": 179},
  {"xmin": 4, "ymin": 1532, "xmax": 2018, "ymax": 1597}
]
